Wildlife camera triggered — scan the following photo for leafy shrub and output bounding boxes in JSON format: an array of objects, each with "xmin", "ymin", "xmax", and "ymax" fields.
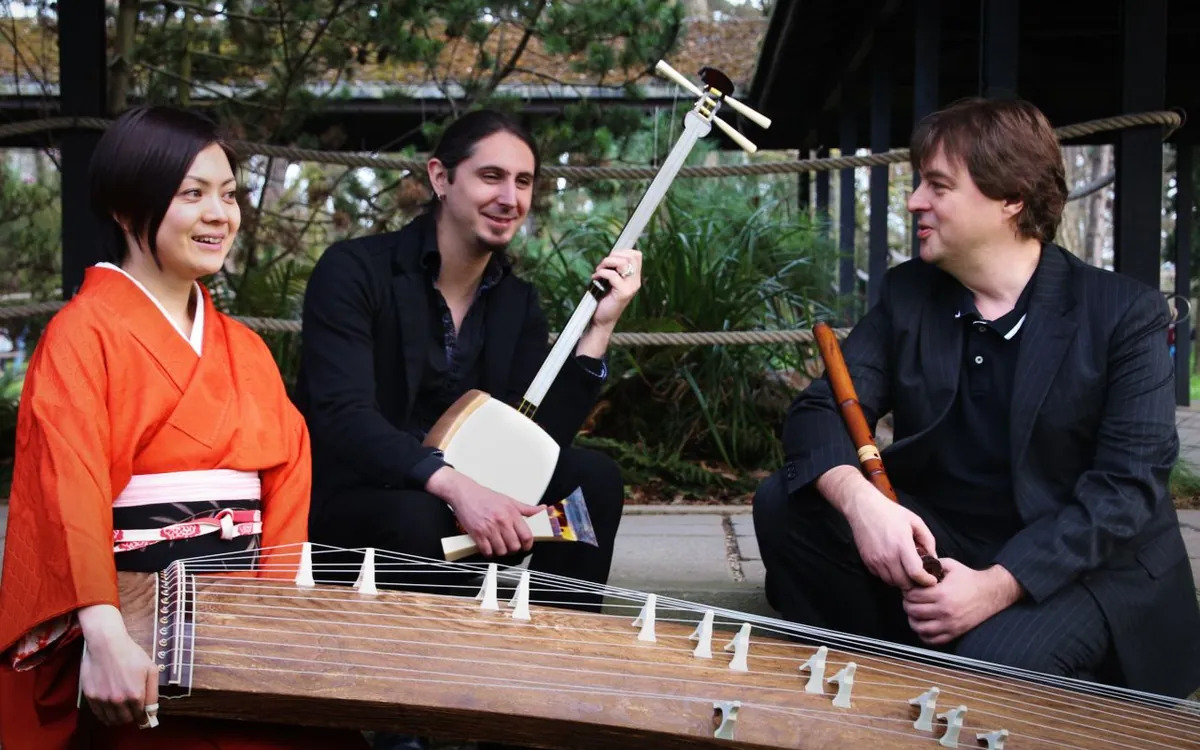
[{"xmin": 515, "ymin": 175, "xmax": 838, "ymax": 493}]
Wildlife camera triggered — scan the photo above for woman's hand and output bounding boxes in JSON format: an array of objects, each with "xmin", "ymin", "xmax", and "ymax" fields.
[{"xmin": 77, "ymin": 604, "xmax": 159, "ymax": 727}]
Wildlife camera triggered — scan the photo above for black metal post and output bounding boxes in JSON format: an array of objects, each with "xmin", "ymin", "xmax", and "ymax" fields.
[
  {"xmin": 868, "ymin": 50, "xmax": 891, "ymax": 307},
  {"xmin": 59, "ymin": 1, "xmax": 108, "ymax": 299},
  {"xmin": 815, "ymin": 146, "xmax": 832, "ymax": 239},
  {"xmin": 1113, "ymin": 0, "xmax": 1167, "ymax": 289},
  {"xmin": 839, "ymin": 105, "xmax": 858, "ymax": 321},
  {"xmin": 798, "ymin": 152, "xmax": 811, "ymax": 217},
  {"xmin": 912, "ymin": 0, "xmax": 940, "ymax": 258},
  {"xmin": 979, "ymin": 0, "xmax": 1018, "ymax": 99},
  {"xmin": 1176, "ymin": 144, "xmax": 1194, "ymax": 407}
]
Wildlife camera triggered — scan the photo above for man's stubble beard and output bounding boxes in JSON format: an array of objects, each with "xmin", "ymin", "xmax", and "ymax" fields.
[{"xmin": 475, "ymin": 234, "xmax": 511, "ymax": 256}]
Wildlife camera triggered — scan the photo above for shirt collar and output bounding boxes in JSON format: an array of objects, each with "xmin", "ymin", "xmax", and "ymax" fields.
[
  {"xmin": 94, "ymin": 261, "xmax": 205, "ymax": 354},
  {"xmin": 419, "ymin": 220, "xmax": 510, "ymax": 294},
  {"xmin": 953, "ymin": 268, "xmax": 1037, "ymax": 341}
]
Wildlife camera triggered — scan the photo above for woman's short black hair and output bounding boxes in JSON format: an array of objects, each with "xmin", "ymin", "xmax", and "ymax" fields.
[
  {"xmin": 89, "ymin": 106, "xmax": 238, "ymax": 264},
  {"xmin": 424, "ymin": 109, "xmax": 539, "ymax": 212}
]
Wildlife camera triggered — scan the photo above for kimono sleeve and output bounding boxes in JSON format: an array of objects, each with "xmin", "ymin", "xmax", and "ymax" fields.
[
  {"xmin": 255, "ymin": 351, "xmax": 313, "ymax": 581},
  {"xmin": 0, "ymin": 314, "xmax": 117, "ymax": 664}
]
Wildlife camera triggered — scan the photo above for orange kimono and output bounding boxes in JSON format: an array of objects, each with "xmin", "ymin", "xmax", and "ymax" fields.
[{"xmin": 0, "ymin": 266, "xmax": 366, "ymax": 749}]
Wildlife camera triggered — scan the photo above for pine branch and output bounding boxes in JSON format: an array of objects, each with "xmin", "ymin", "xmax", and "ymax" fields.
[
  {"xmin": 487, "ymin": 0, "xmax": 548, "ymax": 93},
  {"xmin": 140, "ymin": 1, "xmax": 284, "ymax": 24},
  {"xmin": 133, "ymin": 60, "xmax": 274, "ymax": 109}
]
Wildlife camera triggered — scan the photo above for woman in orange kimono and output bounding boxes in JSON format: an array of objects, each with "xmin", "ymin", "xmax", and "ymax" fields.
[{"xmin": 0, "ymin": 106, "xmax": 367, "ymax": 749}]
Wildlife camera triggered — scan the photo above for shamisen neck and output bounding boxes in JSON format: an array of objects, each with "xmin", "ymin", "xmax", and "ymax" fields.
[{"xmin": 517, "ymin": 107, "xmax": 717, "ymax": 412}]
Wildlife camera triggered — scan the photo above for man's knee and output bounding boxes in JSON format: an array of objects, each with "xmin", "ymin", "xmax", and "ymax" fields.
[
  {"xmin": 955, "ymin": 616, "xmax": 1091, "ymax": 678},
  {"xmin": 752, "ymin": 470, "xmax": 828, "ymax": 556},
  {"xmin": 752, "ymin": 470, "xmax": 789, "ymax": 553},
  {"xmin": 956, "ymin": 632, "xmax": 1065, "ymax": 676},
  {"xmin": 560, "ymin": 447, "xmax": 624, "ymax": 508},
  {"xmin": 313, "ymin": 487, "xmax": 453, "ymax": 558}
]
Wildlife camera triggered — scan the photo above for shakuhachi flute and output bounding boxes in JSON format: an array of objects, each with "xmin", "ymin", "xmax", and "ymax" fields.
[{"xmin": 813, "ymin": 322, "xmax": 945, "ymax": 582}]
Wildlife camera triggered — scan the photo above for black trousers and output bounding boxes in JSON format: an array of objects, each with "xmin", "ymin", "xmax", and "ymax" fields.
[
  {"xmin": 309, "ymin": 446, "xmax": 625, "ymax": 612},
  {"xmin": 752, "ymin": 469, "xmax": 1122, "ymax": 684}
]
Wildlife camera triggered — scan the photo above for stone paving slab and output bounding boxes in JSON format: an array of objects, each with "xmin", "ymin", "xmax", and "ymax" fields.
[
  {"xmin": 608, "ymin": 514, "xmax": 735, "ymax": 588},
  {"xmin": 730, "ymin": 515, "xmax": 761, "ymax": 561}
]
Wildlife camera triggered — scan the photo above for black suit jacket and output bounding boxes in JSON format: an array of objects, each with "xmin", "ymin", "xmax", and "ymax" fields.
[
  {"xmin": 293, "ymin": 213, "xmax": 603, "ymax": 509},
  {"xmin": 783, "ymin": 243, "xmax": 1200, "ymax": 697}
]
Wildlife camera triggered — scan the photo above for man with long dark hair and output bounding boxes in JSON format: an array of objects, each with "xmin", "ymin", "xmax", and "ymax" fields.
[
  {"xmin": 754, "ymin": 97, "xmax": 1200, "ymax": 698},
  {"xmin": 294, "ymin": 109, "xmax": 635, "ymax": 611}
]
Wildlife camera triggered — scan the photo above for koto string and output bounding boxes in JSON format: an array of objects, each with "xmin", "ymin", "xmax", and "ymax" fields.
[
  {"xmin": 164, "ymin": 544, "xmax": 1200, "ymax": 724},
  {"xmin": 162, "ymin": 575, "xmax": 1200, "ymax": 746},
  {"xmin": 217, "ymin": 547, "xmax": 1198, "ymax": 721},
  {"xmin": 172, "ymin": 643, "xmax": 1151, "ymax": 750},
  {"xmin": 167, "ymin": 543, "xmax": 1188, "ymax": 719},
  {"xmin": 181, "ymin": 580, "xmax": 1197, "ymax": 747},
  {"xmin": 179, "ymin": 661, "xmax": 1043, "ymax": 750},
  {"xmin": 167, "ymin": 543, "xmax": 1200, "ymax": 719},
  {"xmin": 184, "ymin": 614, "xmax": 1189, "ymax": 750}
]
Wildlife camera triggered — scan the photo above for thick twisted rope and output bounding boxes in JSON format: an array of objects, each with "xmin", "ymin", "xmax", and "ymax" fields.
[
  {"xmin": 0, "ymin": 110, "xmax": 1182, "ymax": 179},
  {"xmin": 0, "ymin": 108, "xmax": 1179, "ymax": 338},
  {"xmin": 0, "ymin": 300, "xmax": 847, "ymax": 344}
]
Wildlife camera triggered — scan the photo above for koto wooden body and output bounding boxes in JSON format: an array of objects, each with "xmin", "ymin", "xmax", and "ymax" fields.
[{"xmin": 119, "ymin": 572, "xmax": 1200, "ymax": 749}]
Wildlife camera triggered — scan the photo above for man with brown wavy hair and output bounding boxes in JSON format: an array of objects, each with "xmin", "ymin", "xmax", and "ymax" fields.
[{"xmin": 754, "ymin": 97, "xmax": 1200, "ymax": 698}]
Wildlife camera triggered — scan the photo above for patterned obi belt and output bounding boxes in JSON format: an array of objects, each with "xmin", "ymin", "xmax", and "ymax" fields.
[{"xmin": 112, "ymin": 468, "xmax": 262, "ymax": 572}]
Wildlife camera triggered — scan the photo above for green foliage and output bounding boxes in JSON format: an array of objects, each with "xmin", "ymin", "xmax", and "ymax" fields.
[
  {"xmin": 1171, "ymin": 460, "xmax": 1200, "ymax": 509},
  {"xmin": 121, "ymin": 1, "xmax": 687, "ymax": 319},
  {"xmin": 0, "ymin": 154, "xmax": 61, "ymax": 299},
  {"xmin": 0, "ymin": 366, "xmax": 21, "ymax": 498},
  {"xmin": 208, "ymin": 258, "xmax": 314, "ymax": 390},
  {"xmin": 515, "ymin": 158, "xmax": 838, "ymax": 487}
]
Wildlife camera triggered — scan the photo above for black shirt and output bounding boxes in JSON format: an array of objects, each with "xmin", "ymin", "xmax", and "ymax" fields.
[
  {"xmin": 406, "ymin": 223, "xmax": 608, "ymax": 487},
  {"xmin": 920, "ymin": 272, "xmax": 1037, "ymax": 537},
  {"xmin": 409, "ymin": 230, "xmax": 508, "ymax": 435}
]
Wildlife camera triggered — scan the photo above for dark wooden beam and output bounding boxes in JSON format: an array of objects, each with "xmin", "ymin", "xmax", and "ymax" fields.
[
  {"xmin": 59, "ymin": 0, "xmax": 108, "ymax": 299},
  {"xmin": 839, "ymin": 105, "xmax": 858, "ymax": 321},
  {"xmin": 911, "ymin": 0, "xmax": 940, "ymax": 259},
  {"xmin": 815, "ymin": 146, "xmax": 832, "ymax": 242},
  {"xmin": 868, "ymin": 48, "xmax": 891, "ymax": 308},
  {"xmin": 979, "ymin": 0, "xmax": 1019, "ymax": 98},
  {"xmin": 818, "ymin": 0, "xmax": 904, "ymax": 119},
  {"xmin": 798, "ymin": 151, "xmax": 812, "ymax": 216},
  {"xmin": 1113, "ymin": 0, "xmax": 1167, "ymax": 289},
  {"xmin": 750, "ymin": 0, "xmax": 803, "ymax": 114},
  {"xmin": 1175, "ymin": 144, "xmax": 1193, "ymax": 407}
]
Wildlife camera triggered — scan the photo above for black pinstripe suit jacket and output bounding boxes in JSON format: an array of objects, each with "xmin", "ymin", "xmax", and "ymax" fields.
[{"xmin": 782, "ymin": 243, "xmax": 1200, "ymax": 696}]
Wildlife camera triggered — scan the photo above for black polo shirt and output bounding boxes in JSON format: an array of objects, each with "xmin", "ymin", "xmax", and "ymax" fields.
[{"xmin": 919, "ymin": 273, "xmax": 1036, "ymax": 536}]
